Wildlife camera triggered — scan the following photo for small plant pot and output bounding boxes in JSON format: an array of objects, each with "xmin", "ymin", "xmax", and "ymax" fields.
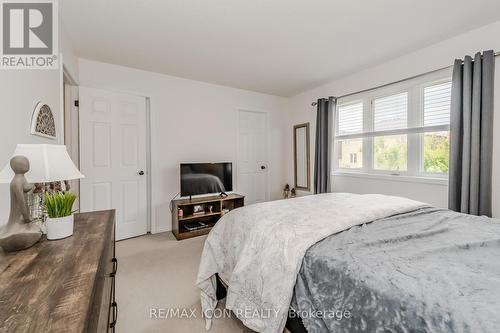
[{"xmin": 46, "ymin": 214, "xmax": 74, "ymax": 240}]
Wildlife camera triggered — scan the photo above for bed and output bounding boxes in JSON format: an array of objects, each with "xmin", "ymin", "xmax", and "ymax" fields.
[{"xmin": 196, "ymin": 193, "xmax": 500, "ymax": 333}]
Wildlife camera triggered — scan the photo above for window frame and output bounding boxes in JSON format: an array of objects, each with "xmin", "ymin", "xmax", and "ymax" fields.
[{"xmin": 332, "ymin": 69, "xmax": 451, "ymax": 183}]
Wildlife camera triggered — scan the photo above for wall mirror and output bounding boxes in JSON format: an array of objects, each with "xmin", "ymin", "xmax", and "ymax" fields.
[{"xmin": 294, "ymin": 123, "xmax": 310, "ymax": 191}]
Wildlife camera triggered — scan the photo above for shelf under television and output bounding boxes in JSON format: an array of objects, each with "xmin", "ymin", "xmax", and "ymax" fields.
[
  {"xmin": 172, "ymin": 193, "xmax": 245, "ymax": 240},
  {"xmin": 179, "ymin": 212, "xmax": 222, "ymax": 221},
  {"xmin": 177, "ymin": 220, "xmax": 218, "ymax": 239},
  {"xmin": 176, "ymin": 225, "xmax": 213, "ymax": 240}
]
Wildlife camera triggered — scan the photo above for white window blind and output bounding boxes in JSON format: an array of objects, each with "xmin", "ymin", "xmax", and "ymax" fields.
[
  {"xmin": 424, "ymin": 81, "xmax": 452, "ymax": 126},
  {"xmin": 337, "ymin": 102, "xmax": 363, "ymax": 135},
  {"xmin": 373, "ymin": 92, "xmax": 408, "ymax": 131},
  {"xmin": 334, "ymin": 74, "xmax": 452, "ymax": 178}
]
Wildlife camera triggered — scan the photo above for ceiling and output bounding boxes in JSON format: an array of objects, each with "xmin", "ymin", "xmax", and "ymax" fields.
[{"xmin": 61, "ymin": 0, "xmax": 500, "ymax": 96}]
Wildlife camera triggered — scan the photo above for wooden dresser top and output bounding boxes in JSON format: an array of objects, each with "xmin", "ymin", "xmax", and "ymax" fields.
[{"xmin": 0, "ymin": 210, "xmax": 115, "ymax": 333}]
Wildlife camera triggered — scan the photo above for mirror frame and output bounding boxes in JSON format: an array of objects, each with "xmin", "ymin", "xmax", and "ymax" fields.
[{"xmin": 293, "ymin": 122, "xmax": 310, "ymax": 191}]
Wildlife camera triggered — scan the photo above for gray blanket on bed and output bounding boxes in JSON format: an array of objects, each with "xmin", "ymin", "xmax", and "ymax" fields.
[{"xmin": 291, "ymin": 208, "xmax": 500, "ymax": 333}]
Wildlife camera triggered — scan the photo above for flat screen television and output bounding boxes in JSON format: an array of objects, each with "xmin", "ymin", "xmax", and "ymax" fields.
[{"xmin": 180, "ymin": 162, "xmax": 233, "ymax": 197}]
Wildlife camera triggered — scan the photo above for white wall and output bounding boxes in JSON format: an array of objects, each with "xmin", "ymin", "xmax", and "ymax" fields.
[
  {"xmin": 285, "ymin": 20, "xmax": 500, "ymax": 217},
  {"xmin": 0, "ymin": 70, "xmax": 63, "ymax": 226},
  {"xmin": 3, "ymin": 19, "xmax": 500, "ymax": 232},
  {"xmin": 0, "ymin": 24, "xmax": 81, "ymax": 227},
  {"xmin": 59, "ymin": 18, "xmax": 79, "ymax": 82},
  {"xmin": 78, "ymin": 59, "xmax": 288, "ymax": 233}
]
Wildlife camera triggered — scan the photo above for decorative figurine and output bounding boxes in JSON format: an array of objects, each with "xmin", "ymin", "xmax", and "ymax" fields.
[
  {"xmin": 290, "ymin": 188, "xmax": 296, "ymax": 198},
  {"xmin": 0, "ymin": 156, "xmax": 42, "ymax": 252},
  {"xmin": 283, "ymin": 184, "xmax": 290, "ymax": 199}
]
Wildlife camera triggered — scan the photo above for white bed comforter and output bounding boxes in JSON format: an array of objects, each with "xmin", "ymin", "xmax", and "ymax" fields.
[{"xmin": 196, "ymin": 193, "xmax": 426, "ymax": 333}]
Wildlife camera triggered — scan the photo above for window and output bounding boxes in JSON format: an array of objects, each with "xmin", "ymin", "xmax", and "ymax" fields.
[
  {"xmin": 337, "ymin": 102, "xmax": 363, "ymax": 135},
  {"xmin": 334, "ymin": 75, "xmax": 451, "ymax": 179},
  {"xmin": 423, "ymin": 131, "xmax": 449, "ymax": 173},
  {"xmin": 423, "ymin": 81, "xmax": 451, "ymax": 126},
  {"xmin": 374, "ymin": 134, "xmax": 407, "ymax": 171},
  {"xmin": 373, "ymin": 93, "xmax": 408, "ymax": 171},
  {"xmin": 422, "ymin": 81, "xmax": 451, "ymax": 174},
  {"xmin": 336, "ymin": 102, "xmax": 363, "ymax": 169},
  {"xmin": 373, "ymin": 92, "xmax": 408, "ymax": 131}
]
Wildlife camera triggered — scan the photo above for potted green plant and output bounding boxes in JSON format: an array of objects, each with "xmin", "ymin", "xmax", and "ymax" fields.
[{"xmin": 44, "ymin": 192, "xmax": 77, "ymax": 240}]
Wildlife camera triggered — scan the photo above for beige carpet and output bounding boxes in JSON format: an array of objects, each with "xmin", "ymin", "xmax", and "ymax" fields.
[{"xmin": 115, "ymin": 232, "xmax": 255, "ymax": 333}]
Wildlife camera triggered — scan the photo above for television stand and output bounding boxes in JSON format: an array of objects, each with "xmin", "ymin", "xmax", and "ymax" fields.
[{"xmin": 172, "ymin": 193, "xmax": 245, "ymax": 240}]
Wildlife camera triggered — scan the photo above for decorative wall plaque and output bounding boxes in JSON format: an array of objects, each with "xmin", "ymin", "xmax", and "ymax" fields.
[{"xmin": 31, "ymin": 102, "xmax": 56, "ymax": 139}]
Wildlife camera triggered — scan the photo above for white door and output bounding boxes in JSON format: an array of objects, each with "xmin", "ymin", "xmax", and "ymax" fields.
[
  {"xmin": 79, "ymin": 87, "xmax": 148, "ymax": 240},
  {"xmin": 237, "ymin": 110, "xmax": 269, "ymax": 204}
]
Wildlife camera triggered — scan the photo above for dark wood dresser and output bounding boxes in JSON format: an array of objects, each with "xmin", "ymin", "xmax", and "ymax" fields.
[{"xmin": 0, "ymin": 210, "xmax": 117, "ymax": 333}]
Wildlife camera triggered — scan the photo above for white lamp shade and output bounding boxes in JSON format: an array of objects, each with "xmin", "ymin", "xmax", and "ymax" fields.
[{"xmin": 0, "ymin": 144, "xmax": 84, "ymax": 183}]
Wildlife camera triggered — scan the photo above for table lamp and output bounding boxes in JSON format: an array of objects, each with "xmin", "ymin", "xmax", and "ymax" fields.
[{"xmin": 0, "ymin": 144, "xmax": 84, "ymax": 252}]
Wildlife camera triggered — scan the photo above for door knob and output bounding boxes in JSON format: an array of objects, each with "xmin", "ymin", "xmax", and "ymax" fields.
[
  {"xmin": 260, "ymin": 165, "xmax": 266, "ymax": 170},
  {"xmin": 138, "ymin": 170, "xmax": 145, "ymax": 175}
]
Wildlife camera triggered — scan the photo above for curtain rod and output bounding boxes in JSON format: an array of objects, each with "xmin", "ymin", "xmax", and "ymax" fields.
[{"xmin": 311, "ymin": 51, "xmax": 500, "ymax": 107}]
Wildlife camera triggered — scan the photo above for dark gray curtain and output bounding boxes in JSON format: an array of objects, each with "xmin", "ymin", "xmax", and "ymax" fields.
[
  {"xmin": 314, "ymin": 97, "xmax": 335, "ymax": 194},
  {"xmin": 449, "ymin": 50, "xmax": 495, "ymax": 216}
]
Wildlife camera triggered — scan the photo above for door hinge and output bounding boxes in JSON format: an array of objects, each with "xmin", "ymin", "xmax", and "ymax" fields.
[{"xmin": 74, "ymin": 100, "xmax": 79, "ymax": 107}]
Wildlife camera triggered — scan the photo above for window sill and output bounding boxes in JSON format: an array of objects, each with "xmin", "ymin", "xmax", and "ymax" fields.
[{"xmin": 332, "ymin": 171, "xmax": 448, "ymax": 186}]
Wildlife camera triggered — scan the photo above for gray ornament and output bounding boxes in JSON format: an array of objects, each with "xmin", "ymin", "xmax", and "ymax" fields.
[{"xmin": 0, "ymin": 156, "xmax": 42, "ymax": 252}]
